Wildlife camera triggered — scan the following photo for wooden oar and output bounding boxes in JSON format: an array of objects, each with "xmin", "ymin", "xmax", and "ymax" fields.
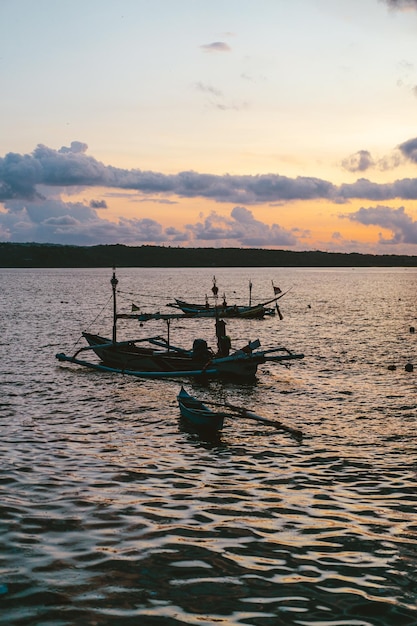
[{"xmin": 201, "ymin": 399, "xmax": 302, "ymax": 441}]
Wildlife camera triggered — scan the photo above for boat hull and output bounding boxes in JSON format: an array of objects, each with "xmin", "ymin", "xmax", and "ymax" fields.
[
  {"xmin": 177, "ymin": 387, "xmax": 224, "ymax": 432},
  {"xmin": 81, "ymin": 332, "xmax": 259, "ymax": 381},
  {"xmin": 172, "ymin": 300, "xmax": 275, "ymax": 319}
]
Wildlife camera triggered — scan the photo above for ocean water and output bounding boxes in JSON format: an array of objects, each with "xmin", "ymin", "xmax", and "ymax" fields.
[{"xmin": 1, "ymin": 266, "xmax": 416, "ymax": 626}]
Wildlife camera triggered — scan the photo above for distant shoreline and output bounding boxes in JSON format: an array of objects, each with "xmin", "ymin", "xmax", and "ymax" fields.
[{"xmin": 1, "ymin": 242, "xmax": 416, "ymax": 268}]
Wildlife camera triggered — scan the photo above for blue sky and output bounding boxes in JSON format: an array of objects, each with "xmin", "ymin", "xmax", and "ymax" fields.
[{"xmin": 1, "ymin": 0, "xmax": 417, "ymax": 253}]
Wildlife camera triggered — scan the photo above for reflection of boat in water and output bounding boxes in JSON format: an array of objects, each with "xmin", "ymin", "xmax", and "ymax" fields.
[{"xmin": 56, "ymin": 270, "xmax": 303, "ymax": 381}]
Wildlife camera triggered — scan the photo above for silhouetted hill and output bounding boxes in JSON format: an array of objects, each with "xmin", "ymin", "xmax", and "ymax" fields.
[{"xmin": 1, "ymin": 242, "xmax": 416, "ymax": 267}]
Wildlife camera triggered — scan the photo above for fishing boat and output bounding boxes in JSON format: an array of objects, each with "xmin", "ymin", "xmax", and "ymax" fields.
[
  {"xmin": 167, "ymin": 277, "xmax": 286, "ymax": 319},
  {"xmin": 177, "ymin": 386, "xmax": 225, "ymax": 432},
  {"xmin": 168, "ymin": 298, "xmax": 277, "ymax": 319},
  {"xmin": 56, "ymin": 270, "xmax": 304, "ymax": 381}
]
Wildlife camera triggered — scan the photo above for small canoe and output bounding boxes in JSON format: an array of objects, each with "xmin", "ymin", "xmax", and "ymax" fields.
[
  {"xmin": 177, "ymin": 386, "xmax": 225, "ymax": 432},
  {"xmin": 177, "ymin": 388, "xmax": 303, "ymax": 441}
]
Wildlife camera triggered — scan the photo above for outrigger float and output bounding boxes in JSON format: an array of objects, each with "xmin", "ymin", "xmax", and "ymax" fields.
[{"xmin": 56, "ymin": 270, "xmax": 304, "ymax": 382}]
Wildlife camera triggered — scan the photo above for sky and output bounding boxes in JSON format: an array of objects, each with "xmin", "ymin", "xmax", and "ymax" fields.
[{"xmin": 1, "ymin": 0, "xmax": 417, "ymax": 254}]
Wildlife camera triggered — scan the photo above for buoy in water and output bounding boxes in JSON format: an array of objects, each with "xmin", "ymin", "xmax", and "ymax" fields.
[
  {"xmin": 405, "ymin": 363, "xmax": 414, "ymax": 372},
  {"xmin": 410, "ymin": 327, "xmax": 415, "ymax": 333}
]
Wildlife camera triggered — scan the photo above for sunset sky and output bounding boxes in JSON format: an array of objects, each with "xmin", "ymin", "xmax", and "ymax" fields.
[{"xmin": 2, "ymin": 0, "xmax": 417, "ymax": 254}]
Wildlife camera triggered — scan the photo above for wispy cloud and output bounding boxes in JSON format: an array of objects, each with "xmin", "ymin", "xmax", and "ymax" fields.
[
  {"xmin": 194, "ymin": 82, "xmax": 224, "ymax": 98},
  {"xmin": 200, "ymin": 41, "xmax": 231, "ymax": 53},
  {"xmin": 194, "ymin": 82, "xmax": 248, "ymax": 111}
]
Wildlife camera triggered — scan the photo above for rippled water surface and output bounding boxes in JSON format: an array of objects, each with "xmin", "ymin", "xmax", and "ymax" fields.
[{"xmin": 1, "ymin": 267, "xmax": 416, "ymax": 625}]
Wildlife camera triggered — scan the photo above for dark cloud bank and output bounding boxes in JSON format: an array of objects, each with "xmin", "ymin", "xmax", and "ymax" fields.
[{"xmin": 1, "ymin": 141, "xmax": 417, "ymax": 249}]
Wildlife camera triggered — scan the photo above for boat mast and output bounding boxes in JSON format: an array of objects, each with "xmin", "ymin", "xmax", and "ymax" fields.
[
  {"xmin": 111, "ymin": 268, "xmax": 118, "ymax": 343},
  {"xmin": 212, "ymin": 276, "xmax": 218, "ymax": 306}
]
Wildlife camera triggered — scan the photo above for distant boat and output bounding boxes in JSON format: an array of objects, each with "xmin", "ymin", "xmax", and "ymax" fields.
[
  {"xmin": 56, "ymin": 270, "xmax": 303, "ymax": 381},
  {"xmin": 167, "ymin": 276, "xmax": 287, "ymax": 319},
  {"xmin": 168, "ymin": 298, "xmax": 277, "ymax": 319}
]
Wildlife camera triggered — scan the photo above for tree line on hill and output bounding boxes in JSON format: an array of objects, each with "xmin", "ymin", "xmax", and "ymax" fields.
[{"xmin": 0, "ymin": 242, "xmax": 416, "ymax": 267}]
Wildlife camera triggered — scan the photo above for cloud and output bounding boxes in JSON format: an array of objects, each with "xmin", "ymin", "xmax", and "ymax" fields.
[
  {"xmin": 382, "ymin": 0, "xmax": 417, "ymax": 9},
  {"xmin": 3, "ymin": 140, "xmax": 417, "ymax": 212},
  {"xmin": 0, "ymin": 143, "xmax": 112, "ymax": 201},
  {"xmin": 194, "ymin": 82, "xmax": 248, "ymax": 111},
  {"xmin": 59, "ymin": 141, "xmax": 88, "ymax": 154},
  {"xmin": 137, "ymin": 197, "xmax": 178, "ymax": 205},
  {"xmin": 0, "ymin": 197, "xmax": 169, "ymax": 245},
  {"xmin": 215, "ymin": 100, "xmax": 249, "ymax": 112},
  {"xmin": 398, "ymin": 136, "xmax": 417, "ymax": 163},
  {"xmin": 0, "ymin": 194, "xmax": 302, "ymax": 248},
  {"xmin": 165, "ymin": 226, "xmax": 189, "ymax": 242},
  {"xmin": 339, "ymin": 177, "xmax": 417, "ymax": 200},
  {"xmin": 194, "ymin": 82, "xmax": 223, "ymax": 98},
  {"xmin": 341, "ymin": 148, "xmax": 403, "ymax": 173},
  {"xmin": 342, "ymin": 150, "xmax": 375, "ymax": 173},
  {"xmin": 345, "ymin": 205, "xmax": 417, "ymax": 244},
  {"xmin": 376, "ymin": 152, "xmax": 403, "ymax": 171},
  {"xmin": 187, "ymin": 206, "xmax": 299, "ymax": 246},
  {"xmin": 0, "ymin": 142, "xmax": 337, "ymax": 203},
  {"xmin": 90, "ymin": 199, "xmax": 107, "ymax": 209},
  {"xmin": 200, "ymin": 42, "xmax": 231, "ymax": 53},
  {"xmin": 2, "ymin": 141, "xmax": 417, "ymax": 250}
]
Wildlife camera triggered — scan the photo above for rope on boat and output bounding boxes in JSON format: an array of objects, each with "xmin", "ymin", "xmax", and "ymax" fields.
[{"xmin": 69, "ymin": 293, "xmax": 114, "ymax": 352}]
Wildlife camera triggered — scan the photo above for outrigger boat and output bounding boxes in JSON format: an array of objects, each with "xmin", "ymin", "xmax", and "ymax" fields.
[
  {"xmin": 168, "ymin": 298, "xmax": 278, "ymax": 319},
  {"xmin": 56, "ymin": 270, "xmax": 304, "ymax": 381},
  {"xmin": 167, "ymin": 276, "xmax": 286, "ymax": 319}
]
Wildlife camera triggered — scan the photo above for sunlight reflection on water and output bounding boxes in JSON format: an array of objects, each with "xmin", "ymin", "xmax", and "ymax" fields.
[{"xmin": 0, "ymin": 267, "xmax": 416, "ymax": 625}]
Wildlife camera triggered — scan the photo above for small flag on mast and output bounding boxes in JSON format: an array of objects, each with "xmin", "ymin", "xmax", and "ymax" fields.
[{"xmin": 272, "ymin": 280, "xmax": 282, "ymax": 295}]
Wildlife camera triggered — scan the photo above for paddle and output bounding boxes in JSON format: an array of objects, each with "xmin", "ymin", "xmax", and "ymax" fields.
[{"xmin": 202, "ymin": 399, "xmax": 303, "ymax": 441}]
